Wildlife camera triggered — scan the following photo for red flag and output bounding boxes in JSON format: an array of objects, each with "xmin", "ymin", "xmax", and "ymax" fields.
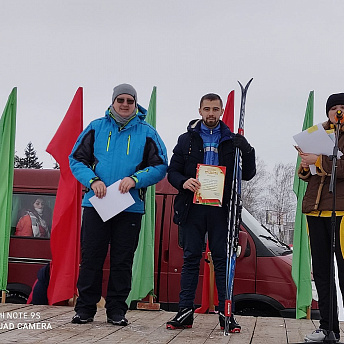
[
  {"xmin": 195, "ymin": 91, "xmax": 234, "ymax": 314},
  {"xmin": 222, "ymin": 90, "xmax": 234, "ymax": 131},
  {"xmin": 195, "ymin": 241, "xmax": 219, "ymax": 313},
  {"xmin": 46, "ymin": 88, "xmax": 83, "ymax": 305}
]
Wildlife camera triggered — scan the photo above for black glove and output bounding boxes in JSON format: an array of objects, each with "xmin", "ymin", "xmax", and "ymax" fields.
[{"xmin": 233, "ymin": 133, "xmax": 252, "ymax": 153}]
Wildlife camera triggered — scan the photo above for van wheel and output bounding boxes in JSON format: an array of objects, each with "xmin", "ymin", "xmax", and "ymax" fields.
[
  {"xmin": 5, "ymin": 291, "xmax": 28, "ymax": 304},
  {"xmin": 235, "ymin": 302, "xmax": 280, "ymax": 317}
]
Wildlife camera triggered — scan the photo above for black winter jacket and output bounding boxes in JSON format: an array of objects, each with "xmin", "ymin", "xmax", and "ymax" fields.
[{"xmin": 167, "ymin": 119, "xmax": 256, "ymax": 225}]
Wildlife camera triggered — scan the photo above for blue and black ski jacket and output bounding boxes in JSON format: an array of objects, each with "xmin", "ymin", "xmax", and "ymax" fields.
[{"xmin": 69, "ymin": 104, "xmax": 168, "ymax": 213}]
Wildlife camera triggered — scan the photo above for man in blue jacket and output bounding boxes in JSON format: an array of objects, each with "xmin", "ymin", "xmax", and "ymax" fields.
[
  {"xmin": 69, "ymin": 83, "xmax": 168, "ymax": 326},
  {"xmin": 166, "ymin": 93, "xmax": 256, "ymax": 331}
]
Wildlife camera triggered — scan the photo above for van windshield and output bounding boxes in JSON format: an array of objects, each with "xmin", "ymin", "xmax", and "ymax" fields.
[
  {"xmin": 11, "ymin": 193, "xmax": 56, "ymax": 239},
  {"xmin": 242, "ymin": 208, "xmax": 292, "ymax": 256}
]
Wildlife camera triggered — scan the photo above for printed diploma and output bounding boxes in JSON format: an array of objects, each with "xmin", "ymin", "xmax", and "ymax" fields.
[{"xmin": 193, "ymin": 164, "xmax": 226, "ymax": 206}]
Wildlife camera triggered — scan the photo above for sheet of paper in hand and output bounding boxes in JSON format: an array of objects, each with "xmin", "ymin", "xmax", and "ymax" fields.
[
  {"xmin": 293, "ymin": 123, "xmax": 343, "ymax": 174},
  {"xmin": 89, "ymin": 180, "xmax": 135, "ymax": 222}
]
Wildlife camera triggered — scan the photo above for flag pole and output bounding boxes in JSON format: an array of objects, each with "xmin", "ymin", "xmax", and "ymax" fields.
[
  {"xmin": 207, "ymin": 252, "xmax": 215, "ymax": 313},
  {"xmin": 306, "ymin": 305, "xmax": 311, "ymax": 320}
]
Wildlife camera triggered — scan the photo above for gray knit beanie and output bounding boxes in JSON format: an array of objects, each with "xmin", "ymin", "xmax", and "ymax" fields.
[{"xmin": 112, "ymin": 83, "xmax": 137, "ymax": 104}]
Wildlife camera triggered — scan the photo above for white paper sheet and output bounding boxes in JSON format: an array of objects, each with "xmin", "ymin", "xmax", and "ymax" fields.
[
  {"xmin": 89, "ymin": 180, "xmax": 135, "ymax": 222},
  {"xmin": 293, "ymin": 123, "xmax": 343, "ymax": 174}
]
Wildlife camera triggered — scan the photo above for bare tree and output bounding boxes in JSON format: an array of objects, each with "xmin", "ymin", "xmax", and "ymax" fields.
[
  {"xmin": 241, "ymin": 157, "xmax": 269, "ymax": 224},
  {"xmin": 265, "ymin": 162, "xmax": 296, "ymax": 242}
]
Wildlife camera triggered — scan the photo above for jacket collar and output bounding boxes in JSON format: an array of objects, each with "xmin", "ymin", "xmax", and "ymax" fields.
[
  {"xmin": 105, "ymin": 103, "xmax": 147, "ymax": 130},
  {"xmin": 187, "ymin": 119, "xmax": 233, "ymax": 140},
  {"xmin": 323, "ymin": 119, "xmax": 344, "ymax": 132}
]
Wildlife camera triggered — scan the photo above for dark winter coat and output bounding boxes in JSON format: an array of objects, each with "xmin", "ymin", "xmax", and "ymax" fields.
[
  {"xmin": 299, "ymin": 120, "xmax": 344, "ymax": 213},
  {"xmin": 167, "ymin": 119, "xmax": 256, "ymax": 225}
]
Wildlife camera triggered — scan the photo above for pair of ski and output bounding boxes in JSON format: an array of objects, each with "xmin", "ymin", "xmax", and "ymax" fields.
[{"xmin": 224, "ymin": 78, "xmax": 253, "ymax": 336}]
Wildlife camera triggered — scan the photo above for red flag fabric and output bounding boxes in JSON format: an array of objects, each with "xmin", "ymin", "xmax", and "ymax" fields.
[
  {"xmin": 222, "ymin": 90, "xmax": 234, "ymax": 130},
  {"xmin": 46, "ymin": 88, "xmax": 83, "ymax": 305},
  {"xmin": 195, "ymin": 90, "xmax": 234, "ymax": 314},
  {"xmin": 195, "ymin": 241, "xmax": 219, "ymax": 313}
]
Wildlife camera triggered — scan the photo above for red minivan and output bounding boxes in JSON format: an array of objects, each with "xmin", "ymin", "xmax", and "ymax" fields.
[{"xmin": 5, "ymin": 168, "xmax": 319, "ymax": 318}]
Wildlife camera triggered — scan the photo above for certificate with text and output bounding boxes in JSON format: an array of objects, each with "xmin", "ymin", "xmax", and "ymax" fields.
[{"xmin": 193, "ymin": 164, "xmax": 226, "ymax": 207}]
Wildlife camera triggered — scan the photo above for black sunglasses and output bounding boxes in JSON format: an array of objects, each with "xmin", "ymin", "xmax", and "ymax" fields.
[{"xmin": 116, "ymin": 97, "xmax": 135, "ymax": 105}]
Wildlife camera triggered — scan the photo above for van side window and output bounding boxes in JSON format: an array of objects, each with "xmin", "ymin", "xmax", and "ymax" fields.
[{"xmin": 11, "ymin": 193, "xmax": 56, "ymax": 239}]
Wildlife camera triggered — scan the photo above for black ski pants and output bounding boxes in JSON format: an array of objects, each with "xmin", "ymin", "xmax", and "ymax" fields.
[
  {"xmin": 179, "ymin": 203, "xmax": 228, "ymax": 312},
  {"xmin": 307, "ymin": 215, "xmax": 344, "ymax": 334},
  {"xmin": 75, "ymin": 207, "xmax": 142, "ymax": 317}
]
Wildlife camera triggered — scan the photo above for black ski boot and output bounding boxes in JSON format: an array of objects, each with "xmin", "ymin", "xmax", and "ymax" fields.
[
  {"xmin": 219, "ymin": 312, "xmax": 241, "ymax": 333},
  {"xmin": 166, "ymin": 308, "xmax": 194, "ymax": 329}
]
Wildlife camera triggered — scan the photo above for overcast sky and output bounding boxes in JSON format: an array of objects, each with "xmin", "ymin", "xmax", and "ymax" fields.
[{"xmin": 1, "ymin": 0, "xmax": 344, "ymax": 170}]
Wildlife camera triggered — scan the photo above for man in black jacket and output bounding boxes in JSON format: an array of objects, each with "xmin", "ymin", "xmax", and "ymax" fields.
[{"xmin": 166, "ymin": 93, "xmax": 256, "ymax": 331}]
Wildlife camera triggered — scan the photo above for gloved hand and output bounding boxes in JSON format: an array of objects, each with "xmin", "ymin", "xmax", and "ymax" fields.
[{"xmin": 233, "ymin": 133, "xmax": 252, "ymax": 153}]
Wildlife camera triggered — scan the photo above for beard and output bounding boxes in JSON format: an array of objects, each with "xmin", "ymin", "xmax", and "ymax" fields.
[{"xmin": 203, "ymin": 118, "xmax": 219, "ymax": 128}]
